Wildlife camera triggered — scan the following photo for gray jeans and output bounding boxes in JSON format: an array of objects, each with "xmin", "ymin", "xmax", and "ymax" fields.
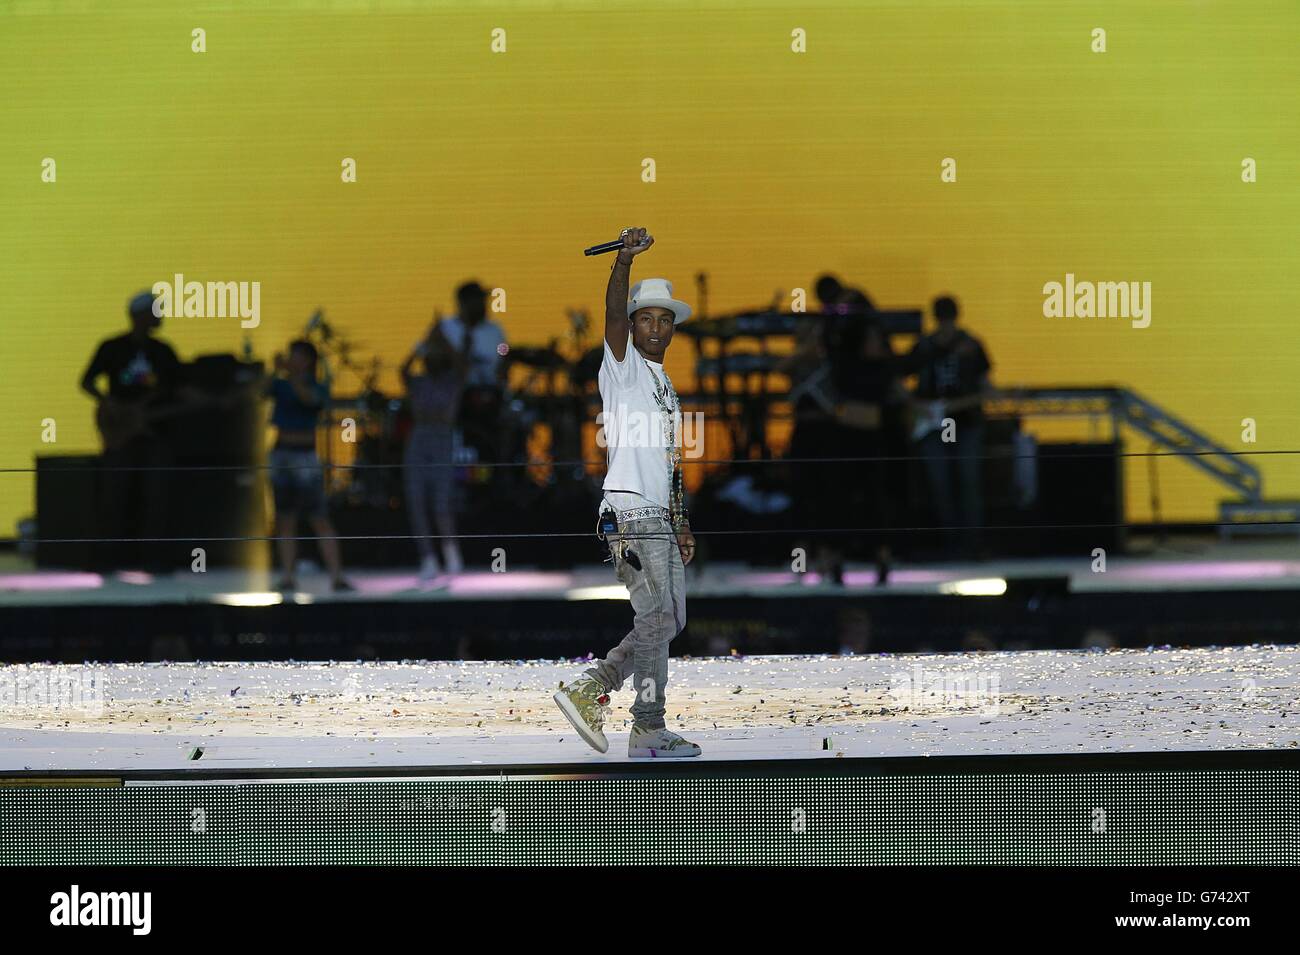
[
  {"xmin": 404, "ymin": 426, "xmax": 456, "ymax": 562},
  {"xmin": 586, "ymin": 514, "xmax": 686, "ymax": 730}
]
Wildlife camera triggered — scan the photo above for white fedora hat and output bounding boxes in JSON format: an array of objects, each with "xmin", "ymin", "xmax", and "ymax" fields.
[{"xmin": 628, "ymin": 277, "xmax": 692, "ymax": 326}]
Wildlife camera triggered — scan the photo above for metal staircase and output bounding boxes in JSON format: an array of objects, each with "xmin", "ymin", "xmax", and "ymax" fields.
[{"xmin": 987, "ymin": 387, "xmax": 1296, "ymax": 536}]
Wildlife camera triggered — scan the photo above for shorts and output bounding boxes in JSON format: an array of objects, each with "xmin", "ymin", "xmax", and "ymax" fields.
[{"xmin": 270, "ymin": 447, "xmax": 327, "ymax": 517}]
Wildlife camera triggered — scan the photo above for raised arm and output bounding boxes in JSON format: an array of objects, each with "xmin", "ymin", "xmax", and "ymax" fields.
[
  {"xmin": 604, "ymin": 227, "xmax": 654, "ymax": 361},
  {"xmin": 422, "ymin": 319, "xmax": 471, "ymax": 381}
]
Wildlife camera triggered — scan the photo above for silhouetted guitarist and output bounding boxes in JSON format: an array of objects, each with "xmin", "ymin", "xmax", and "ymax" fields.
[
  {"xmin": 903, "ymin": 295, "xmax": 994, "ymax": 558},
  {"xmin": 80, "ymin": 290, "xmax": 182, "ymax": 569}
]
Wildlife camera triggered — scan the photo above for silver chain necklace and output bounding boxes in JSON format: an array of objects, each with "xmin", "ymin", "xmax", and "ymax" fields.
[{"xmin": 644, "ymin": 360, "xmax": 680, "ymax": 476}]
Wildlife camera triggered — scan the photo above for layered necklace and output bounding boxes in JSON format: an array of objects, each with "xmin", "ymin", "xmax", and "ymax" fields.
[{"xmin": 645, "ymin": 359, "xmax": 687, "ymax": 531}]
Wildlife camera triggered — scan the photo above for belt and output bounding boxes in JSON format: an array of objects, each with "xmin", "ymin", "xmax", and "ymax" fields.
[
  {"xmin": 612, "ymin": 505, "xmax": 670, "ymax": 523},
  {"xmin": 600, "ymin": 500, "xmax": 670, "ymax": 523}
]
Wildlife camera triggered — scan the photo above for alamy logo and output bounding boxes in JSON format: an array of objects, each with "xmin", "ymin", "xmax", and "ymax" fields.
[
  {"xmin": 888, "ymin": 663, "xmax": 1002, "ymax": 716},
  {"xmin": 1042, "ymin": 273, "xmax": 1151, "ymax": 328},
  {"xmin": 597, "ymin": 404, "xmax": 704, "ymax": 458},
  {"xmin": 152, "ymin": 273, "xmax": 260, "ymax": 328},
  {"xmin": 49, "ymin": 885, "xmax": 151, "ymax": 935},
  {"xmin": 0, "ymin": 668, "xmax": 105, "ymax": 717}
]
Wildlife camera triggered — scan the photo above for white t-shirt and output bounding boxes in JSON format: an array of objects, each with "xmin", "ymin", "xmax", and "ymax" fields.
[
  {"xmin": 440, "ymin": 315, "xmax": 507, "ymax": 388},
  {"xmin": 598, "ymin": 332, "xmax": 681, "ymax": 512}
]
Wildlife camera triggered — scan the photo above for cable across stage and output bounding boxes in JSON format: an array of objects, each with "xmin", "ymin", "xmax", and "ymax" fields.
[
  {"xmin": 23, "ymin": 516, "xmax": 1300, "ymax": 547},
  {"xmin": 5, "ymin": 446, "xmax": 1299, "ymax": 475}
]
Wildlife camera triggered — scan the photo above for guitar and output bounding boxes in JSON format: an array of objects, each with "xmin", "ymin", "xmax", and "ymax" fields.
[
  {"xmin": 907, "ymin": 393, "xmax": 987, "ymax": 442},
  {"xmin": 95, "ymin": 394, "xmax": 227, "ymax": 452},
  {"xmin": 834, "ymin": 400, "xmax": 882, "ymax": 430}
]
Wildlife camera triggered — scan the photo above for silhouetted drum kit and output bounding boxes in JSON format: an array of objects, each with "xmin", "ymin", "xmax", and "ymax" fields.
[{"xmin": 306, "ymin": 309, "xmax": 603, "ymax": 507}]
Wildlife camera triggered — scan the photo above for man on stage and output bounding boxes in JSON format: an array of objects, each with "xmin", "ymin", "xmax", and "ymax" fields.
[
  {"xmin": 81, "ymin": 290, "xmax": 183, "ymax": 570},
  {"xmin": 553, "ymin": 227, "xmax": 700, "ymax": 758}
]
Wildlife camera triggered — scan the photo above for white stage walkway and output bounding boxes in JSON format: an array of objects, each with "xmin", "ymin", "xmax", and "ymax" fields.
[{"xmin": 2, "ymin": 645, "xmax": 1296, "ymax": 773}]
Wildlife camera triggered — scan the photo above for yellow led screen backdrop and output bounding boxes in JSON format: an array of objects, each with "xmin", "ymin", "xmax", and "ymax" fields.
[{"xmin": 1, "ymin": 0, "xmax": 1297, "ymax": 537}]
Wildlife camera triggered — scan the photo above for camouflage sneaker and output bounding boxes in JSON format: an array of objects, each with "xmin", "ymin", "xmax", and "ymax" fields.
[
  {"xmin": 628, "ymin": 726, "xmax": 702, "ymax": 759},
  {"xmin": 553, "ymin": 677, "xmax": 612, "ymax": 753}
]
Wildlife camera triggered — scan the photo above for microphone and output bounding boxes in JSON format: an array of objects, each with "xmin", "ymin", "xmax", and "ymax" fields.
[
  {"xmin": 584, "ymin": 238, "xmax": 626, "ymax": 257},
  {"xmin": 584, "ymin": 229, "xmax": 633, "ymax": 257}
]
